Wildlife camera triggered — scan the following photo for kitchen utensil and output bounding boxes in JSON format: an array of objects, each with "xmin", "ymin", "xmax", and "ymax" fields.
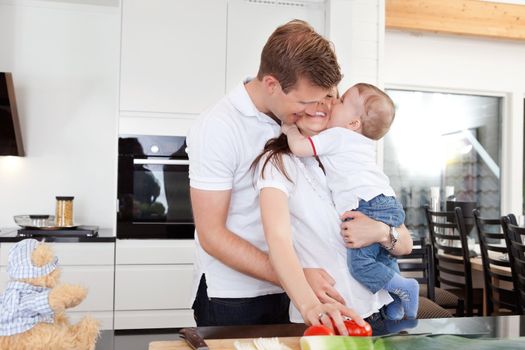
[
  {"xmin": 180, "ymin": 328, "xmax": 209, "ymax": 350},
  {"xmin": 14, "ymin": 215, "xmax": 55, "ymax": 228},
  {"xmin": 13, "ymin": 215, "xmax": 78, "ymax": 230}
]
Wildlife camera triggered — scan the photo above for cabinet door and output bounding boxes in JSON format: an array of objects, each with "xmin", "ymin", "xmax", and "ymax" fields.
[
  {"xmin": 226, "ymin": 0, "xmax": 325, "ymax": 92},
  {"xmin": 115, "ymin": 264, "xmax": 193, "ymax": 310},
  {"xmin": 116, "ymin": 239, "xmax": 195, "ymax": 265},
  {"xmin": 120, "ymin": 0, "xmax": 227, "ymax": 115},
  {"xmin": 69, "ymin": 311, "xmax": 114, "ymax": 330},
  {"xmin": 0, "ymin": 265, "xmax": 114, "ymax": 311},
  {"xmin": 0, "ymin": 242, "xmax": 114, "ymax": 266},
  {"xmin": 60, "ymin": 266, "xmax": 114, "ymax": 311},
  {"xmin": 114, "ymin": 309, "xmax": 195, "ymax": 329},
  {"xmin": 0, "ymin": 268, "xmax": 7, "ymax": 291}
]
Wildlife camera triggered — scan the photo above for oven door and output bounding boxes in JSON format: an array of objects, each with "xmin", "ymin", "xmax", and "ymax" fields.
[{"xmin": 117, "ymin": 157, "xmax": 194, "ymax": 239}]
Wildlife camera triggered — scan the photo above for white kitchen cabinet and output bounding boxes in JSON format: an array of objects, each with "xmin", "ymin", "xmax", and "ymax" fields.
[
  {"xmin": 115, "ymin": 265, "xmax": 193, "ymax": 310},
  {"xmin": 116, "ymin": 239, "xmax": 195, "ymax": 265},
  {"xmin": 114, "ymin": 239, "xmax": 196, "ymax": 329},
  {"xmin": 114, "ymin": 309, "xmax": 194, "ymax": 330},
  {"xmin": 225, "ymin": 0, "xmax": 325, "ymax": 92},
  {"xmin": 0, "ymin": 242, "xmax": 115, "ymax": 330},
  {"xmin": 120, "ymin": 0, "xmax": 227, "ymax": 115}
]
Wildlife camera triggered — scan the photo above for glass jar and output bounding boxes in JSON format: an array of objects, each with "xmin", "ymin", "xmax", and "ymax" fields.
[{"xmin": 55, "ymin": 196, "xmax": 74, "ymax": 227}]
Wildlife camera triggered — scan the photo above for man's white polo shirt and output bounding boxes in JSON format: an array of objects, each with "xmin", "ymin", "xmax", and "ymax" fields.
[{"xmin": 186, "ymin": 81, "xmax": 284, "ymax": 298}]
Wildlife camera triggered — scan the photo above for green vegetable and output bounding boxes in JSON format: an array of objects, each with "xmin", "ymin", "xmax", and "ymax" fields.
[{"xmin": 300, "ymin": 335, "xmax": 525, "ymax": 350}]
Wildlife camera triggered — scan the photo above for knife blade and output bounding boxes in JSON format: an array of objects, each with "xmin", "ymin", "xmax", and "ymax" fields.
[{"xmin": 180, "ymin": 327, "xmax": 210, "ymax": 350}]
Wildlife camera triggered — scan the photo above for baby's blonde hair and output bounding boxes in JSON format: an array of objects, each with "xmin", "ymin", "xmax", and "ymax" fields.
[{"xmin": 354, "ymin": 83, "xmax": 395, "ymax": 140}]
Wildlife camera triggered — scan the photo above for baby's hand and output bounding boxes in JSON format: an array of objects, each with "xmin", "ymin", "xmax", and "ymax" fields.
[{"xmin": 281, "ymin": 123, "xmax": 297, "ymax": 135}]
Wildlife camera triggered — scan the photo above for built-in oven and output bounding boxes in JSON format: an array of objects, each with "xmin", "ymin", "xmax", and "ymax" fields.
[{"xmin": 117, "ymin": 135, "xmax": 194, "ymax": 239}]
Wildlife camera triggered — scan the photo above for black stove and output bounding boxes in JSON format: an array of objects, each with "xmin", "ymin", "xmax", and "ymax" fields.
[{"xmin": 17, "ymin": 226, "xmax": 99, "ymax": 238}]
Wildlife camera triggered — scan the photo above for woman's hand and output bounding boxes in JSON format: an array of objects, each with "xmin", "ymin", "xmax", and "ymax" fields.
[
  {"xmin": 303, "ymin": 268, "xmax": 346, "ymax": 305},
  {"xmin": 340, "ymin": 211, "xmax": 390, "ymax": 248},
  {"xmin": 301, "ymin": 301, "xmax": 365, "ymax": 336}
]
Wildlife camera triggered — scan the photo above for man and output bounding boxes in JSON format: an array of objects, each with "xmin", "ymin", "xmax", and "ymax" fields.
[{"xmin": 186, "ymin": 20, "xmax": 343, "ymax": 326}]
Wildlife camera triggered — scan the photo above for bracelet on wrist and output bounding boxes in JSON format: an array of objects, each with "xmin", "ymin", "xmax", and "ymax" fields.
[{"xmin": 385, "ymin": 226, "xmax": 399, "ymax": 251}]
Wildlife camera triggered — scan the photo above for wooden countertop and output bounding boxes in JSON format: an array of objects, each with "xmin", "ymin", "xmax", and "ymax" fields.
[{"xmin": 149, "ymin": 337, "xmax": 301, "ymax": 350}]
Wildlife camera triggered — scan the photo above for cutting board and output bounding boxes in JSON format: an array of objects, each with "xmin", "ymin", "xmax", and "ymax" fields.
[{"xmin": 149, "ymin": 337, "xmax": 301, "ymax": 350}]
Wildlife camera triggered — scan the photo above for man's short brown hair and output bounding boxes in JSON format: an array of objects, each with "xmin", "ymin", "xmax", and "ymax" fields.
[
  {"xmin": 257, "ymin": 19, "xmax": 341, "ymax": 93},
  {"xmin": 355, "ymin": 83, "xmax": 396, "ymax": 140}
]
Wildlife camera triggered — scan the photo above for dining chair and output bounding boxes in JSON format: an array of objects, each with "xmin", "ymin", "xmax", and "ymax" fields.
[
  {"xmin": 398, "ymin": 238, "xmax": 435, "ymax": 299},
  {"xmin": 398, "ymin": 237, "xmax": 462, "ymax": 317},
  {"xmin": 425, "ymin": 206, "xmax": 483, "ymax": 316},
  {"xmin": 500, "ymin": 217, "xmax": 525, "ymax": 315},
  {"xmin": 473, "ymin": 210, "xmax": 518, "ymax": 315},
  {"xmin": 416, "ymin": 296, "xmax": 453, "ymax": 319}
]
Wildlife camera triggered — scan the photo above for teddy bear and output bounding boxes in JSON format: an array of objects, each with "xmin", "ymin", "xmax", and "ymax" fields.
[{"xmin": 0, "ymin": 239, "xmax": 100, "ymax": 350}]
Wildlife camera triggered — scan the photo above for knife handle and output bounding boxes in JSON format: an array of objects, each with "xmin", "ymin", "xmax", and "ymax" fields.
[{"xmin": 180, "ymin": 327, "xmax": 208, "ymax": 349}]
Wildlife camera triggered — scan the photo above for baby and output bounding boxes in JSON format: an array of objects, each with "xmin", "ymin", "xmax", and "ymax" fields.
[{"xmin": 282, "ymin": 83, "xmax": 418, "ymax": 320}]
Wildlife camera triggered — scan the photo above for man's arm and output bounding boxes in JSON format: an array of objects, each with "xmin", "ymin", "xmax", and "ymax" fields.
[
  {"xmin": 191, "ymin": 187, "xmax": 347, "ymax": 302},
  {"xmin": 191, "ymin": 187, "xmax": 279, "ymax": 284},
  {"xmin": 340, "ymin": 211, "xmax": 412, "ymax": 256},
  {"xmin": 282, "ymin": 124, "xmax": 315, "ymax": 157}
]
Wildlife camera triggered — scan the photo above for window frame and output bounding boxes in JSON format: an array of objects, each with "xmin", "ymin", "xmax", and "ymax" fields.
[{"xmin": 381, "ymin": 83, "xmax": 521, "ymax": 219}]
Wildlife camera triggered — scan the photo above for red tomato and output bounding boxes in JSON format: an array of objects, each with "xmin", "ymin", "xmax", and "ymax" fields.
[
  {"xmin": 330, "ymin": 318, "xmax": 372, "ymax": 336},
  {"xmin": 342, "ymin": 319, "xmax": 373, "ymax": 337},
  {"xmin": 303, "ymin": 325, "xmax": 334, "ymax": 336}
]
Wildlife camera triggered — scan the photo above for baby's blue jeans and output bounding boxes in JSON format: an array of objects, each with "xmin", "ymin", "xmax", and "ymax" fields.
[{"xmin": 347, "ymin": 194, "xmax": 405, "ymax": 293}]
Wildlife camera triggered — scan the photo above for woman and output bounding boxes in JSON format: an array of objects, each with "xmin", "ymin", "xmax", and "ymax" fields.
[{"xmin": 254, "ymin": 98, "xmax": 413, "ymax": 335}]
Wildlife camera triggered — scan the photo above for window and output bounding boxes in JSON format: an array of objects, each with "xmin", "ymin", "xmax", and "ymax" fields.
[{"xmin": 384, "ymin": 89, "xmax": 502, "ymax": 237}]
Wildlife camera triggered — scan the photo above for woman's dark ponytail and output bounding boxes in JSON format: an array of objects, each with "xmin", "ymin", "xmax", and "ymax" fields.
[{"xmin": 251, "ymin": 133, "xmax": 293, "ymax": 182}]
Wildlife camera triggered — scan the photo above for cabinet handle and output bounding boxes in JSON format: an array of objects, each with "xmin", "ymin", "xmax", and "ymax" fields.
[{"xmin": 133, "ymin": 159, "xmax": 189, "ymax": 165}]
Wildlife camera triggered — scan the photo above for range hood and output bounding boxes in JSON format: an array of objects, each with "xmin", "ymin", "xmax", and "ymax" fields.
[{"xmin": 0, "ymin": 72, "xmax": 24, "ymax": 156}]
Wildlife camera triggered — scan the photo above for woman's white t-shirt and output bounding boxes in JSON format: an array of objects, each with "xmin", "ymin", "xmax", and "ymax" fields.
[{"xmin": 256, "ymin": 154, "xmax": 392, "ymax": 322}]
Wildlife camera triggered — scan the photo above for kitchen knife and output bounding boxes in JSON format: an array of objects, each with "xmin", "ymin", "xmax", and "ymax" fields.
[{"xmin": 180, "ymin": 327, "xmax": 210, "ymax": 350}]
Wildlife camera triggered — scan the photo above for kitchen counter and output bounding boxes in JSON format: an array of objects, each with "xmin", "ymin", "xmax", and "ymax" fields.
[
  {"xmin": 0, "ymin": 227, "xmax": 116, "ymax": 242},
  {"xmin": 95, "ymin": 315, "xmax": 525, "ymax": 350}
]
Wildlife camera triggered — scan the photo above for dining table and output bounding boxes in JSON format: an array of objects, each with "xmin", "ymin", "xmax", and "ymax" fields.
[
  {"xmin": 441, "ymin": 248, "xmax": 510, "ymax": 274},
  {"xmin": 95, "ymin": 315, "xmax": 525, "ymax": 350},
  {"xmin": 440, "ymin": 248, "xmax": 511, "ymax": 315}
]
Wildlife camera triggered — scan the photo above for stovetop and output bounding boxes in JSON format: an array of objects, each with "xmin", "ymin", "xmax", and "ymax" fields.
[
  {"xmin": 17, "ymin": 225, "xmax": 99, "ymax": 238},
  {"xmin": 0, "ymin": 226, "xmax": 115, "ymax": 243}
]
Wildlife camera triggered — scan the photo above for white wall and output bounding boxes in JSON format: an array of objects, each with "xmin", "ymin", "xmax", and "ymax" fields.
[
  {"xmin": 0, "ymin": 0, "xmax": 120, "ymax": 229},
  {"xmin": 384, "ymin": 30, "xmax": 525, "ymax": 215},
  {"xmin": 328, "ymin": 0, "xmax": 384, "ymax": 165},
  {"xmin": 328, "ymin": 0, "xmax": 383, "ymax": 88}
]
